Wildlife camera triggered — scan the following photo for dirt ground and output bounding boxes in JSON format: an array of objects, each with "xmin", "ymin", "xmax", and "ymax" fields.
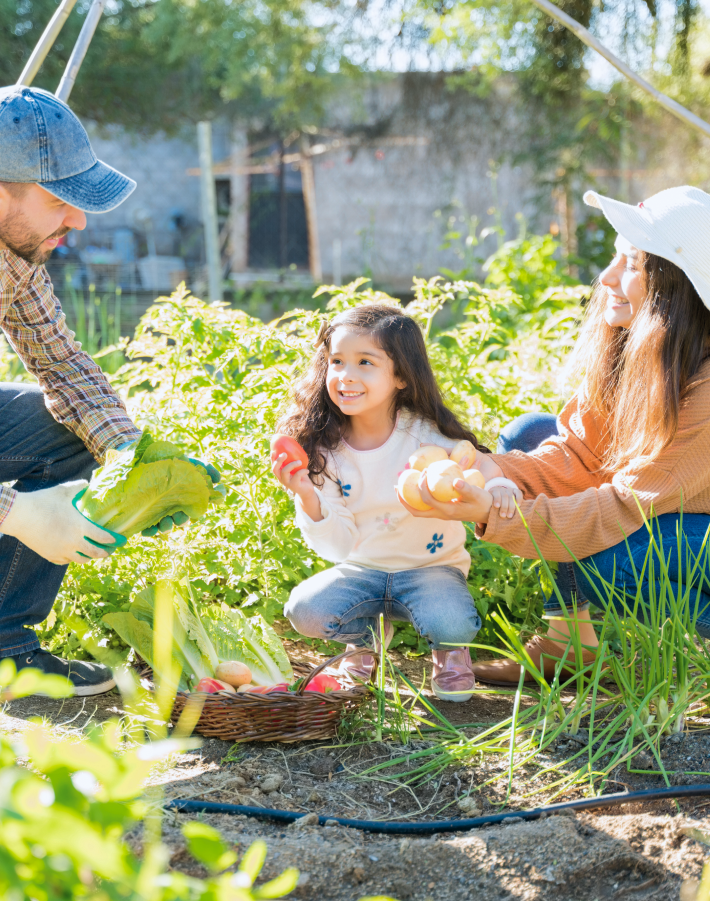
[{"xmin": 2, "ymin": 643, "xmax": 710, "ymax": 901}]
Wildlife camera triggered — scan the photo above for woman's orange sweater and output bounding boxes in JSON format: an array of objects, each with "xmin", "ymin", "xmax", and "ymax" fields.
[{"xmin": 477, "ymin": 360, "xmax": 710, "ymax": 561}]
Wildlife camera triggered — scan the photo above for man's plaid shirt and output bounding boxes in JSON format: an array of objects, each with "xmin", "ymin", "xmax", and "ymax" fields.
[{"xmin": 0, "ymin": 247, "xmax": 141, "ymax": 521}]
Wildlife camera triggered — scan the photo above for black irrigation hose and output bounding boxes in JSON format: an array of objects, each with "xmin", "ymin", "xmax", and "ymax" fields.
[{"xmin": 166, "ymin": 783, "xmax": 710, "ymax": 835}]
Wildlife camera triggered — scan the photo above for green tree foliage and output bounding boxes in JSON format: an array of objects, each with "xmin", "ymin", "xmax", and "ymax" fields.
[
  {"xmin": 404, "ymin": 0, "xmax": 710, "ymax": 260},
  {"xmin": 0, "ymin": 0, "xmax": 355, "ymax": 131}
]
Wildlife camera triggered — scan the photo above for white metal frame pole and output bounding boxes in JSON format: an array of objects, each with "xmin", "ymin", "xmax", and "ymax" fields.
[
  {"xmin": 198, "ymin": 121, "xmax": 224, "ymax": 301},
  {"xmin": 56, "ymin": 0, "xmax": 108, "ymax": 102},
  {"xmin": 16, "ymin": 0, "xmax": 78, "ymax": 87},
  {"xmin": 527, "ymin": 0, "xmax": 710, "ymax": 140}
]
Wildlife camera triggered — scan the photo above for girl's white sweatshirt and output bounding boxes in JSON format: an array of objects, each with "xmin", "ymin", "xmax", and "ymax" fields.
[{"xmin": 294, "ymin": 411, "xmax": 471, "ymax": 576}]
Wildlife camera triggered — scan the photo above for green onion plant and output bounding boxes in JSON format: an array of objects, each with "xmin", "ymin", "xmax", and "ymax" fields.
[{"xmin": 360, "ymin": 505, "xmax": 710, "ymax": 809}]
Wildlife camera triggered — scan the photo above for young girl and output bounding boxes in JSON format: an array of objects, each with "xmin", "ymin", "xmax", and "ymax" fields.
[{"xmin": 273, "ymin": 304, "xmax": 519, "ymax": 701}]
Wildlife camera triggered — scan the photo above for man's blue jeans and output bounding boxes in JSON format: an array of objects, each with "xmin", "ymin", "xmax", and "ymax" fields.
[
  {"xmin": 498, "ymin": 413, "xmax": 710, "ymax": 638},
  {"xmin": 0, "ymin": 382, "xmax": 95, "ymax": 657},
  {"xmin": 285, "ymin": 562, "xmax": 481, "ymax": 649}
]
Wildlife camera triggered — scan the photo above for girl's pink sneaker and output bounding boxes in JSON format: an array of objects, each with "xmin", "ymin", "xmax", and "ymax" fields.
[
  {"xmin": 431, "ymin": 647, "xmax": 476, "ymax": 702},
  {"xmin": 338, "ymin": 620, "xmax": 394, "ymax": 683}
]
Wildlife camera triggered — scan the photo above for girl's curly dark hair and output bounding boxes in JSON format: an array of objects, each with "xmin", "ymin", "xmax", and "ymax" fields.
[{"xmin": 277, "ymin": 304, "xmax": 488, "ymax": 485}]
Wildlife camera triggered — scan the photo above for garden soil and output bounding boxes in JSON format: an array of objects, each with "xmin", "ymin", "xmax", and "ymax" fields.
[{"xmin": 2, "ymin": 642, "xmax": 709, "ymax": 900}]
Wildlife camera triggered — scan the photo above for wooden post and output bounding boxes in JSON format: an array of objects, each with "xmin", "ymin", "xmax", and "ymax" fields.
[
  {"xmin": 299, "ymin": 136, "xmax": 322, "ymax": 284},
  {"xmin": 197, "ymin": 121, "xmax": 223, "ymax": 301},
  {"xmin": 56, "ymin": 0, "xmax": 108, "ymax": 102},
  {"xmin": 229, "ymin": 126, "xmax": 249, "ymax": 273},
  {"xmin": 279, "ymin": 140, "xmax": 288, "ymax": 270}
]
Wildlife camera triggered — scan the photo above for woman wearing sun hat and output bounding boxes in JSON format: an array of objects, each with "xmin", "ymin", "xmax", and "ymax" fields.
[{"xmin": 399, "ymin": 185, "xmax": 710, "ymax": 684}]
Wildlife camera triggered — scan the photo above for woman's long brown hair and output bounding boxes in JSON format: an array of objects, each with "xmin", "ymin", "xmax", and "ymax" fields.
[
  {"xmin": 277, "ymin": 304, "xmax": 487, "ymax": 485},
  {"xmin": 572, "ymin": 250, "xmax": 710, "ymax": 472}
]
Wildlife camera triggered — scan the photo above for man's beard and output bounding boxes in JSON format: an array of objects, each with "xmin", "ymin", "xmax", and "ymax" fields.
[{"xmin": 0, "ymin": 206, "xmax": 69, "ymax": 266}]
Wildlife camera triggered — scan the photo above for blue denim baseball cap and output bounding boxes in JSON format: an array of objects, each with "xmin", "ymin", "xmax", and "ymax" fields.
[{"xmin": 0, "ymin": 85, "xmax": 136, "ymax": 213}]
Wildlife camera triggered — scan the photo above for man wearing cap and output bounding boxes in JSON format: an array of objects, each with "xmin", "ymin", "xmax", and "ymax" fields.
[{"xmin": 0, "ymin": 85, "xmax": 141, "ymax": 695}]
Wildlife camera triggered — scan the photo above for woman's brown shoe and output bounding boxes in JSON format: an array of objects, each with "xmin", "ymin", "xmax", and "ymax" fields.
[{"xmin": 471, "ymin": 634, "xmax": 598, "ymax": 686}]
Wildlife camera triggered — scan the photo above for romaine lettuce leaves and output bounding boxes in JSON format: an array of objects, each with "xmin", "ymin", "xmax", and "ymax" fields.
[
  {"xmin": 77, "ymin": 431, "xmax": 222, "ymax": 537},
  {"xmin": 103, "ymin": 579, "xmax": 293, "ymax": 690}
]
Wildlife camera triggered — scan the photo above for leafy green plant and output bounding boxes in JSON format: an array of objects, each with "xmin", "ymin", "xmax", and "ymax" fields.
[
  {"xmin": 436, "ymin": 203, "xmax": 579, "ymax": 309},
  {"xmin": 49, "ymin": 235, "xmax": 582, "ymax": 661},
  {"xmin": 466, "ymin": 535, "xmax": 545, "ymax": 650},
  {"xmin": 104, "ymin": 578, "xmax": 294, "ymax": 690},
  {"xmin": 77, "ymin": 431, "xmax": 224, "ymax": 537},
  {"xmin": 0, "ymin": 630, "xmax": 306, "ymax": 899},
  {"xmin": 482, "ymin": 227, "xmax": 577, "ymax": 311}
]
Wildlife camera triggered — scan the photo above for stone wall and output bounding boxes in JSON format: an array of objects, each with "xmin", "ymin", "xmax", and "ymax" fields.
[
  {"xmin": 303, "ymin": 73, "xmax": 539, "ymax": 290},
  {"xmin": 74, "ymin": 72, "xmax": 710, "ymax": 292}
]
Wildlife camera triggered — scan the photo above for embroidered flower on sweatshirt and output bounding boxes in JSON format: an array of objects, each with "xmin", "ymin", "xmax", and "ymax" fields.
[
  {"xmin": 337, "ymin": 479, "xmax": 351, "ymax": 497},
  {"xmin": 427, "ymin": 533, "xmax": 444, "ymax": 553},
  {"xmin": 376, "ymin": 512, "xmax": 400, "ymax": 532}
]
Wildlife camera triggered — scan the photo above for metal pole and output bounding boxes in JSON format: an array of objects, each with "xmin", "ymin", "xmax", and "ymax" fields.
[
  {"xmin": 16, "ymin": 0, "xmax": 78, "ymax": 87},
  {"xmin": 527, "ymin": 0, "xmax": 710, "ymax": 141},
  {"xmin": 197, "ymin": 121, "xmax": 223, "ymax": 301},
  {"xmin": 56, "ymin": 0, "xmax": 108, "ymax": 102}
]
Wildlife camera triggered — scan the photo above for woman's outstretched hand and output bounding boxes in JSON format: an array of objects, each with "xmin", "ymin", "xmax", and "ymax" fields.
[{"xmin": 397, "ymin": 472, "xmax": 494, "ymax": 523}]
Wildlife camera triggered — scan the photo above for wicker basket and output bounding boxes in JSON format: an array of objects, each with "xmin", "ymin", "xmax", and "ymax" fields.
[{"xmin": 169, "ymin": 650, "xmax": 372, "ymax": 742}]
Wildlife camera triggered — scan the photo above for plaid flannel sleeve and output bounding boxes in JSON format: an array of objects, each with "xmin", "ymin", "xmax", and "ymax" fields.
[
  {"xmin": 0, "ymin": 487, "xmax": 17, "ymax": 526},
  {"xmin": 3, "ymin": 264, "xmax": 141, "ymax": 462}
]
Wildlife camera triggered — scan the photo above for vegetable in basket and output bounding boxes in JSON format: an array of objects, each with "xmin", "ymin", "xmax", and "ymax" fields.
[
  {"xmin": 103, "ymin": 579, "xmax": 294, "ymax": 691},
  {"xmin": 76, "ymin": 431, "xmax": 224, "ymax": 539}
]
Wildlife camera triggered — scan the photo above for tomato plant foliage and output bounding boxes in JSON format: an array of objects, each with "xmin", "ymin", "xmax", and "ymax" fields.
[{"xmin": 38, "ymin": 267, "xmax": 583, "ymax": 658}]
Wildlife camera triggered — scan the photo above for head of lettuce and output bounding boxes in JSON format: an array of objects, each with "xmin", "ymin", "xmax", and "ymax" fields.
[{"xmin": 75, "ymin": 431, "xmax": 225, "ymax": 538}]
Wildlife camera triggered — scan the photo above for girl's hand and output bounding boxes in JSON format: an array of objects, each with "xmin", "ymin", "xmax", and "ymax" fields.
[
  {"xmin": 397, "ymin": 473, "xmax": 494, "ymax": 523},
  {"xmin": 272, "ymin": 453, "xmax": 323, "ymax": 522},
  {"xmin": 272, "ymin": 453, "xmax": 315, "ymax": 499},
  {"xmin": 488, "ymin": 483, "xmax": 522, "ymax": 520}
]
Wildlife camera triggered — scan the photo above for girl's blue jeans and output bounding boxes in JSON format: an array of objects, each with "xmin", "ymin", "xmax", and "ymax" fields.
[
  {"xmin": 498, "ymin": 413, "xmax": 710, "ymax": 639},
  {"xmin": 285, "ymin": 563, "xmax": 481, "ymax": 649}
]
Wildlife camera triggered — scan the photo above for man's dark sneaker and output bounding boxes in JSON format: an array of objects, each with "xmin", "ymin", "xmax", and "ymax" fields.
[{"xmin": 9, "ymin": 649, "xmax": 116, "ymax": 696}]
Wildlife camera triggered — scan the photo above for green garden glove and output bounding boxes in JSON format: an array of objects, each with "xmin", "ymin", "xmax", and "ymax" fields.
[
  {"xmin": 71, "ymin": 487, "xmax": 128, "ymax": 558},
  {"xmin": 140, "ymin": 459, "xmax": 224, "ymax": 537}
]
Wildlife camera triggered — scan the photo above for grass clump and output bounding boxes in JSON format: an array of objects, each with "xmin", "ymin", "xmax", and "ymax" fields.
[{"xmin": 359, "ymin": 510, "xmax": 710, "ymax": 811}]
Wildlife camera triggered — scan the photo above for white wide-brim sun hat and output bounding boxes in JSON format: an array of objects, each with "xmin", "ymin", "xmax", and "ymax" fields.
[{"xmin": 583, "ymin": 185, "xmax": 710, "ymax": 311}]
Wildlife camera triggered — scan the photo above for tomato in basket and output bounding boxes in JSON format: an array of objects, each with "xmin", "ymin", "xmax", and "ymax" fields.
[
  {"xmin": 305, "ymin": 674, "xmax": 341, "ymax": 693},
  {"xmin": 194, "ymin": 678, "xmax": 236, "ymax": 694},
  {"xmin": 239, "ymin": 683, "xmax": 290, "ymax": 694}
]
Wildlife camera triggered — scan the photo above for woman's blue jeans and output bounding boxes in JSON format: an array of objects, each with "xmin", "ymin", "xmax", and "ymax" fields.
[
  {"xmin": 498, "ymin": 413, "xmax": 710, "ymax": 639},
  {"xmin": 0, "ymin": 383, "xmax": 96, "ymax": 657}
]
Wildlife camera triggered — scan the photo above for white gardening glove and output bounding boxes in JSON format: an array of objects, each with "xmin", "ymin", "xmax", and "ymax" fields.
[{"xmin": 1, "ymin": 480, "xmax": 122, "ymax": 565}]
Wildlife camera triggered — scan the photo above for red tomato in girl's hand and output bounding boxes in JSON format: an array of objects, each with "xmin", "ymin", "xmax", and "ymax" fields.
[
  {"xmin": 305, "ymin": 674, "xmax": 342, "ymax": 693},
  {"xmin": 270, "ymin": 434, "xmax": 309, "ymax": 473}
]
